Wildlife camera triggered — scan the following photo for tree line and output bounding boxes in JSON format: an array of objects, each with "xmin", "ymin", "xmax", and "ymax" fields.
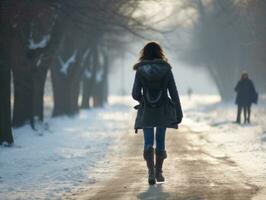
[
  {"xmin": 0, "ymin": 0, "xmax": 153, "ymax": 145},
  {"xmin": 178, "ymin": 0, "xmax": 266, "ymax": 100},
  {"xmin": 2, "ymin": 0, "xmax": 265, "ymax": 145}
]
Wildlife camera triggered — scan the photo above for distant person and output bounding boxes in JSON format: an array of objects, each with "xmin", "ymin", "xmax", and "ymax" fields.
[
  {"xmin": 132, "ymin": 42, "xmax": 183, "ymax": 185},
  {"xmin": 234, "ymin": 72, "xmax": 258, "ymax": 124},
  {"xmin": 187, "ymin": 87, "xmax": 193, "ymax": 100}
]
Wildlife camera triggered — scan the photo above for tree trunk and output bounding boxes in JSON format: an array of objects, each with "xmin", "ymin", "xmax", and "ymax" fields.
[
  {"xmin": 52, "ymin": 67, "xmax": 82, "ymax": 116},
  {"xmin": 207, "ymin": 63, "xmax": 235, "ymax": 101},
  {"xmin": 96, "ymin": 56, "xmax": 108, "ymax": 106},
  {"xmin": 51, "ymin": 35, "xmax": 84, "ymax": 116},
  {"xmin": 0, "ymin": 60, "xmax": 14, "ymax": 144},
  {"xmin": 33, "ymin": 65, "xmax": 49, "ymax": 121},
  {"xmin": 0, "ymin": 0, "xmax": 14, "ymax": 143},
  {"xmin": 10, "ymin": 31, "xmax": 35, "ymax": 128},
  {"xmin": 81, "ymin": 77, "xmax": 93, "ymax": 109},
  {"xmin": 81, "ymin": 52, "xmax": 93, "ymax": 109},
  {"xmin": 81, "ymin": 45, "xmax": 99, "ymax": 108},
  {"xmin": 51, "ymin": 69, "xmax": 71, "ymax": 116},
  {"xmin": 12, "ymin": 67, "xmax": 34, "ymax": 127},
  {"xmin": 3, "ymin": 0, "xmax": 55, "ymax": 128},
  {"xmin": 102, "ymin": 51, "xmax": 109, "ymax": 103}
]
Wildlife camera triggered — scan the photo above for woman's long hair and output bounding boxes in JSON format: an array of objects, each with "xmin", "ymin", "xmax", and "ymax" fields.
[
  {"xmin": 134, "ymin": 42, "xmax": 167, "ymax": 70},
  {"xmin": 241, "ymin": 72, "xmax": 248, "ymax": 80},
  {"xmin": 139, "ymin": 42, "xmax": 166, "ymax": 61}
]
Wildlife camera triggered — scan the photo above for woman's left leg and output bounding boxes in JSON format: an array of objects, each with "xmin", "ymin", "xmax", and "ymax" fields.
[
  {"xmin": 155, "ymin": 127, "xmax": 167, "ymax": 182},
  {"xmin": 143, "ymin": 127, "xmax": 156, "ymax": 185},
  {"xmin": 155, "ymin": 127, "xmax": 166, "ymax": 151},
  {"xmin": 244, "ymin": 106, "xmax": 248, "ymax": 123}
]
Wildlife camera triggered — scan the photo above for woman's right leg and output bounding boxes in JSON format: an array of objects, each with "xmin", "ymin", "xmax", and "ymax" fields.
[
  {"xmin": 143, "ymin": 128, "xmax": 156, "ymax": 185},
  {"xmin": 236, "ymin": 105, "xmax": 242, "ymax": 123},
  {"xmin": 143, "ymin": 127, "xmax": 154, "ymax": 150}
]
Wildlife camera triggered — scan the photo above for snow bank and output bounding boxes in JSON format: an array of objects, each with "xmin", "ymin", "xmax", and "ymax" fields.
[{"xmin": 0, "ymin": 96, "xmax": 134, "ymax": 200}]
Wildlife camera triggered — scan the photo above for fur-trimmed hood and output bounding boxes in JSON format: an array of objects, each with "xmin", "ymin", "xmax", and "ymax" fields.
[{"xmin": 133, "ymin": 59, "xmax": 171, "ymax": 81}]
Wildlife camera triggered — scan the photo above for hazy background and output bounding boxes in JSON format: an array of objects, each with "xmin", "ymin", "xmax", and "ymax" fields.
[
  {"xmin": 1, "ymin": 0, "xmax": 266, "ymax": 143},
  {"xmin": 108, "ymin": 1, "xmax": 218, "ymax": 96},
  {"xmin": 108, "ymin": 47, "xmax": 218, "ymax": 96}
]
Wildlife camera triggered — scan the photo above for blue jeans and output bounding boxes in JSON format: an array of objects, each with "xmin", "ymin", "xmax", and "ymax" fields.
[{"xmin": 143, "ymin": 127, "xmax": 166, "ymax": 151}]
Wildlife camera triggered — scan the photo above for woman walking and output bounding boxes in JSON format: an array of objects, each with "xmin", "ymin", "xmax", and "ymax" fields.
[
  {"xmin": 235, "ymin": 72, "xmax": 257, "ymax": 124},
  {"xmin": 132, "ymin": 42, "xmax": 183, "ymax": 185}
]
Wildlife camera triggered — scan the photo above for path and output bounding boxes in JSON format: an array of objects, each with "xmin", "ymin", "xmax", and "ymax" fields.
[{"xmin": 64, "ymin": 125, "xmax": 259, "ymax": 200}]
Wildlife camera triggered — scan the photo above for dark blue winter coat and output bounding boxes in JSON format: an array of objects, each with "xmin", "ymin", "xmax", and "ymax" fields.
[
  {"xmin": 132, "ymin": 59, "xmax": 183, "ymax": 130},
  {"xmin": 235, "ymin": 78, "xmax": 257, "ymax": 106}
]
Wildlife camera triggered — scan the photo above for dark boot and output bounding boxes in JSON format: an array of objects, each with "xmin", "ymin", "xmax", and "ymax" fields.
[
  {"xmin": 155, "ymin": 149, "xmax": 167, "ymax": 182},
  {"xmin": 143, "ymin": 146, "xmax": 155, "ymax": 185}
]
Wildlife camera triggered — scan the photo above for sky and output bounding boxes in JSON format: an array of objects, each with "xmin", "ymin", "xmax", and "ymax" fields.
[{"xmin": 108, "ymin": 1, "xmax": 218, "ymax": 96}]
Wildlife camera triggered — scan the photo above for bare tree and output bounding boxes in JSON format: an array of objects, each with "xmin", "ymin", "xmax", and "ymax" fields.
[
  {"xmin": 0, "ymin": 0, "xmax": 14, "ymax": 144},
  {"xmin": 0, "ymin": 0, "xmax": 166, "ymax": 145},
  {"xmin": 178, "ymin": 0, "xmax": 266, "ymax": 100}
]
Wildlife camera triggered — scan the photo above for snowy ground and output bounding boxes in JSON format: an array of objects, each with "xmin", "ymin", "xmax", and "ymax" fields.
[
  {"xmin": 0, "ymin": 96, "xmax": 134, "ymax": 200},
  {"xmin": 182, "ymin": 94, "xmax": 266, "ymax": 198},
  {"xmin": 1, "ymin": 95, "xmax": 266, "ymax": 199}
]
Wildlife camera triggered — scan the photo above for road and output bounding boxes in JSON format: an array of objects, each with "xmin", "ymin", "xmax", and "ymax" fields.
[{"xmin": 64, "ymin": 125, "xmax": 259, "ymax": 200}]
